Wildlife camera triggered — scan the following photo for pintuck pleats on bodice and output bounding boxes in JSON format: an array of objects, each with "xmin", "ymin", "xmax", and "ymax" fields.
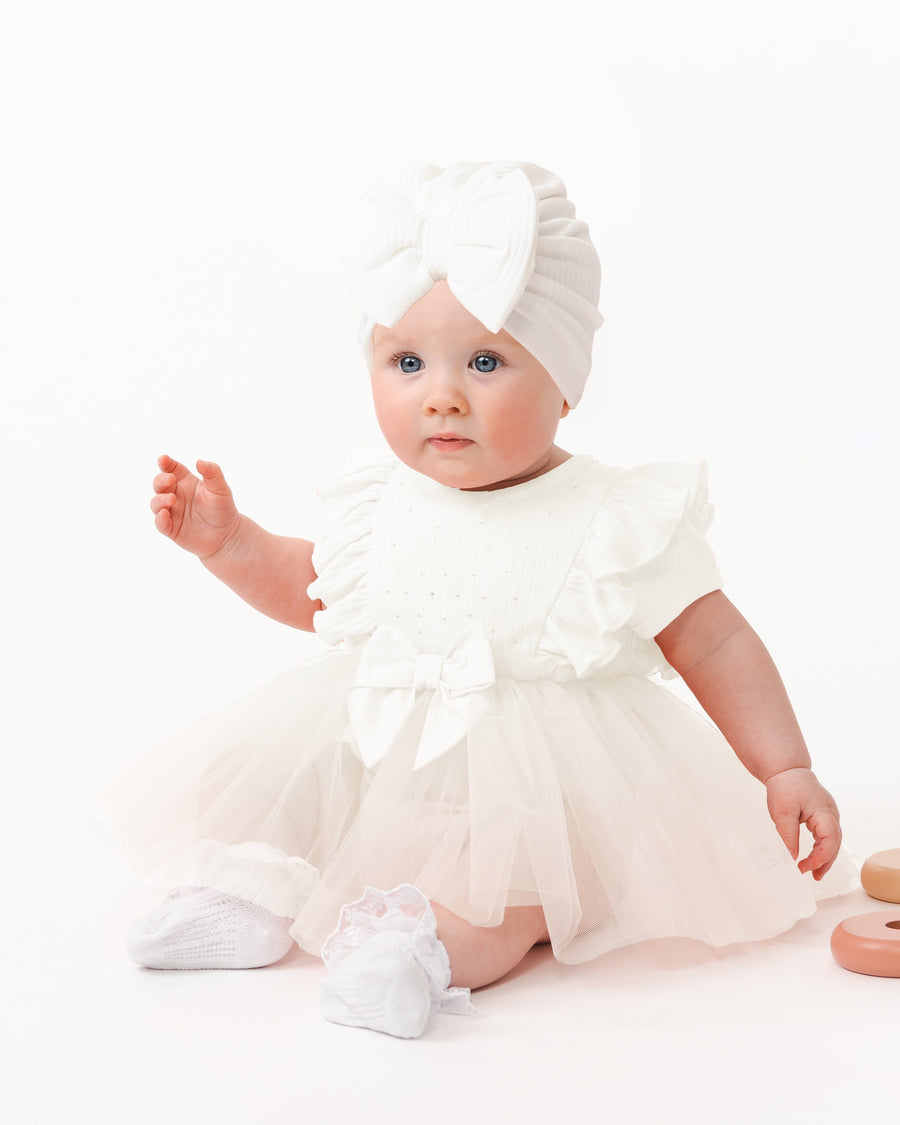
[{"xmin": 311, "ymin": 450, "xmax": 723, "ymax": 673}]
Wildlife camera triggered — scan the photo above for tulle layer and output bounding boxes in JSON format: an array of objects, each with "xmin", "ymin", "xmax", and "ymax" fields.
[{"xmin": 103, "ymin": 650, "xmax": 857, "ymax": 962}]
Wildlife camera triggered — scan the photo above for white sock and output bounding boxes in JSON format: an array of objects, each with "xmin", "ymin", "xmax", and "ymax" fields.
[
  {"xmin": 319, "ymin": 884, "xmax": 474, "ymax": 1038},
  {"xmin": 321, "ymin": 931, "xmax": 432, "ymax": 1038},
  {"xmin": 126, "ymin": 886, "xmax": 294, "ymax": 970}
]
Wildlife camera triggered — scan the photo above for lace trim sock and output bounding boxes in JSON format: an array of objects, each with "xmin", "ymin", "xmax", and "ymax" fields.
[
  {"xmin": 321, "ymin": 931, "xmax": 433, "ymax": 1038},
  {"xmin": 126, "ymin": 887, "xmax": 294, "ymax": 970},
  {"xmin": 320, "ymin": 884, "xmax": 474, "ymax": 1038}
]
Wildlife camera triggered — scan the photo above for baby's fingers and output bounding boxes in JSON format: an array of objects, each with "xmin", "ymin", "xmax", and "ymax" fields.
[
  {"xmin": 153, "ymin": 454, "xmax": 198, "ymax": 495},
  {"xmin": 157, "ymin": 453, "xmax": 195, "ymax": 480},
  {"xmin": 195, "ymin": 459, "xmax": 232, "ymax": 496},
  {"xmin": 153, "ymin": 470, "xmax": 177, "ymax": 494},
  {"xmin": 150, "ymin": 491, "xmax": 177, "ymax": 536},
  {"xmin": 799, "ymin": 809, "xmax": 842, "ymax": 880}
]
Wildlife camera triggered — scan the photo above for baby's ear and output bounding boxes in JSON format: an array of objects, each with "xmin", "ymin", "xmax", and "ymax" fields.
[{"xmin": 561, "ymin": 401, "xmax": 571, "ymax": 418}]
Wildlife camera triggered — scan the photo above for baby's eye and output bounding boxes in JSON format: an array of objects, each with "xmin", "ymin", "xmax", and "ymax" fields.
[
  {"xmin": 472, "ymin": 353, "xmax": 502, "ymax": 374},
  {"xmin": 396, "ymin": 354, "xmax": 423, "ymax": 374}
]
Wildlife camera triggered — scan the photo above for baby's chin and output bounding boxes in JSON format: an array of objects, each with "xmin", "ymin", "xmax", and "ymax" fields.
[
  {"xmin": 455, "ymin": 448, "xmax": 572, "ymax": 492},
  {"xmin": 383, "ymin": 449, "xmax": 493, "ymax": 491},
  {"xmin": 396, "ymin": 451, "xmax": 561, "ymax": 493}
]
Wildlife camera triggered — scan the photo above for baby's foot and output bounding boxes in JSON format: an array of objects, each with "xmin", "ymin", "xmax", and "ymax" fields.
[
  {"xmin": 319, "ymin": 884, "xmax": 474, "ymax": 1038},
  {"xmin": 320, "ymin": 931, "xmax": 432, "ymax": 1038},
  {"xmin": 126, "ymin": 886, "xmax": 294, "ymax": 970}
]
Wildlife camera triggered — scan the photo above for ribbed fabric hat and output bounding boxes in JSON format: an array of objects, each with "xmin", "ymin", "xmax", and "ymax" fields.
[{"xmin": 343, "ymin": 161, "xmax": 603, "ymax": 407}]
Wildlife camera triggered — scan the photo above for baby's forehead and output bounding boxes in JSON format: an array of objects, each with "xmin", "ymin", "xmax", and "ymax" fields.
[
  {"xmin": 372, "ymin": 281, "xmax": 505, "ymax": 347},
  {"xmin": 372, "ymin": 320, "xmax": 522, "ymax": 357}
]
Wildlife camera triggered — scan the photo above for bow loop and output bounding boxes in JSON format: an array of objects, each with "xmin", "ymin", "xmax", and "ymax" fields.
[
  {"xmin": 344, "ymin": 163, "xmax": 539, "ymax": 333},
  {"xmin": 348, "ymin": 625, "xmax": 496, "ymax": 770}
]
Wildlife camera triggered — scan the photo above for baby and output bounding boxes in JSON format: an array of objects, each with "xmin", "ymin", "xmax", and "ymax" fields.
[{"xmin": 114, "ymin": 161, "xmax": 852, "ymax": 1038}]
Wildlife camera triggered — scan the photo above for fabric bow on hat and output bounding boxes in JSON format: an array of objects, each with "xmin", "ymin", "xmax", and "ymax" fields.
[
  {"xmin": 343, "ymin": 163, "xmax": 539, "ymax": 334},
  {"xmin": 343, "ymin": 160, "xmax": 603, "ymax": 407},
  {"xmin": 347, "ymin": 624, "xmax": 496, "ymax": 770}
]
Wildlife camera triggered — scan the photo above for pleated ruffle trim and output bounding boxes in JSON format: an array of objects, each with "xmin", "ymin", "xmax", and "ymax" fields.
[
  {"xmin": 540, "ymin": 461, "xmax": 714, "ymax": 679},
  {"xmin": 308, "ymin": 446, "xmax": 396, "ymax": 646}
]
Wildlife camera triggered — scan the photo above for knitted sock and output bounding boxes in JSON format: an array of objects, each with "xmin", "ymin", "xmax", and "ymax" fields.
[
  {"xmin": 126, "ymin": 886, "xmax": 294, "ymax": 970},
  {"xmin": 319, "ymin": 884, "xmax": 474, "ymax": 1038}
]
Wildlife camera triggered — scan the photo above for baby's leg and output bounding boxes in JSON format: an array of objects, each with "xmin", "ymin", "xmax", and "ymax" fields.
[
  {"xmin": 320, "ymin": 888, "xmax": 551, "ymax": 1037},
  {"xmin": 431, "ymin": 902, "xmax": 550, "ymax": 990}
]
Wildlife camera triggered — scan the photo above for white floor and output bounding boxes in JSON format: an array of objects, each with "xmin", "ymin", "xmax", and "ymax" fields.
[{"xmin": 5, "ymin": 611, "xmax": 899, "ymax": 1125}]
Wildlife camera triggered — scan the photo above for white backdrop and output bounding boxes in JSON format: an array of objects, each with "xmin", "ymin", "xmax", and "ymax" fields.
[
  {"xmin": 3, "ymin": 0, "xmax": 898, "ymax": 831},
  {"xmin": 4, "ymin": 5, "xmax": 900, "ymax": 1123}
]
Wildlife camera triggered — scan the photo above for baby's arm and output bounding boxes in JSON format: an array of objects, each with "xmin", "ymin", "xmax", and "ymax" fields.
[
  {"xmin": 151, "ymin": 455, "xmax": 322, "ymax": 631},
  {"xmin": 654, "ymin": 590, "xmax": 841, "ymax": 880}
]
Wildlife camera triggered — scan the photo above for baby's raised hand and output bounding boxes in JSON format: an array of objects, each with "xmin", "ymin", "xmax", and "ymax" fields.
[
  {"xmin": 151, "ymin": 454, "xmax": 242, "ymax": 560},
  {"xmin": 765, "ymin": 767, "xmax": 842, "ymax": 881}
]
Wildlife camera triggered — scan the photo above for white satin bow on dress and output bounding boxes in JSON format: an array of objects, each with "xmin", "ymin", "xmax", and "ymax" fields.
[
  {"xmin": 347, "ymin": 624, "xmax": 496, "ymax": 771},
  {"xmin": 342, "ymin": 163, "xmax": 539, "ymax": 334}
]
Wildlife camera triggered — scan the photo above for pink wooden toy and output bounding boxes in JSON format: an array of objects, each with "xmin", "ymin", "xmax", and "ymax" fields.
[{"xmin": 831, "ymin": 911, "xmax": 900, "ymax": 977}]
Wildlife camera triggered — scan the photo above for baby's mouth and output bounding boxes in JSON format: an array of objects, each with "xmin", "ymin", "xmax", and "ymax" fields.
[{"xmin": 427, "ymin": 434, "xmax": 474, "ymax": 450}]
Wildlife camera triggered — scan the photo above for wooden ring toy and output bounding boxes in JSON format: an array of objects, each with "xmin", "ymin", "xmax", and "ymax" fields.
[
  {"xmin": 860, "ymin": 848, "xmax": 900, "ymax": 903},
  {"xmin": 831, "ymin": 911, "xmax": 900, "ymax": 977}
]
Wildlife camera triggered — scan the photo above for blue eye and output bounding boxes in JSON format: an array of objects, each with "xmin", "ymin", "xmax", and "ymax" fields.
[
  {"xmin": 472, "ymin": 353, "xmax": 501, "ymax": 373},
  {"xmin": 397, "ymin": 355, "xmax": 423, "ymax": 374}
]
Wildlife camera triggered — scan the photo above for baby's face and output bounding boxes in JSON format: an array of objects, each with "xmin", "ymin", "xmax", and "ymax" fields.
[{"xmin": 370, "ymin": 282, "xmax": 569, "ymax": 491}]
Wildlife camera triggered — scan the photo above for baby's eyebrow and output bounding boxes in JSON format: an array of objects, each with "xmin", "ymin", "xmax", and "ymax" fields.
[{"xmin": 373, "ymin": 330, "xmax": 420, "ymax": 352}]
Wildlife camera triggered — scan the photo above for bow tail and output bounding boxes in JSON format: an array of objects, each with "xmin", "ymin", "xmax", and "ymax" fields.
[{"xmin": 411, "ymin": 689, "xmax": 478, "ymax": 771}]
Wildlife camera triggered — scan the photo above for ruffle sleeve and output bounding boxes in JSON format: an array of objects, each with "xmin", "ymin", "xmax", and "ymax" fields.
[
  {"xmin": 539, "ymin": 461, "xmax": 722, "ymax": 679},
  {"xmin": 308, "ymin": 446, "xmax": 398, "ymax": 646}
]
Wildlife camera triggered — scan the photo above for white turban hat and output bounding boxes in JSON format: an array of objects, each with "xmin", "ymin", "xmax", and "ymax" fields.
[{"xmin": 342, "ymin": 161, "xmax": 603, "ymax": 407}]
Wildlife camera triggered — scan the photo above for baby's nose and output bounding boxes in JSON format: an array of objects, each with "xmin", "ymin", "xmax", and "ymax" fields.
[{"xmin": 422, "ymin": 371, "xmax": 467, "ymax": 414}]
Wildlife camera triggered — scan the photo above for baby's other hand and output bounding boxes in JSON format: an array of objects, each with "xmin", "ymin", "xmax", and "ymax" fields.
[
  {"xmin": 151, "ymin": 454, "xmax": 242, "ymax": 560},
  {"xmin": 765, "ymin": 767, "xmax": 842, "ymax": 881}
]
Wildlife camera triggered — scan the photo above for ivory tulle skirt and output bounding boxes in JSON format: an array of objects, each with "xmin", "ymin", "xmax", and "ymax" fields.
[{"xmin": 103, "ymin": 649, "xmax": 858, "ymax": 962}]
